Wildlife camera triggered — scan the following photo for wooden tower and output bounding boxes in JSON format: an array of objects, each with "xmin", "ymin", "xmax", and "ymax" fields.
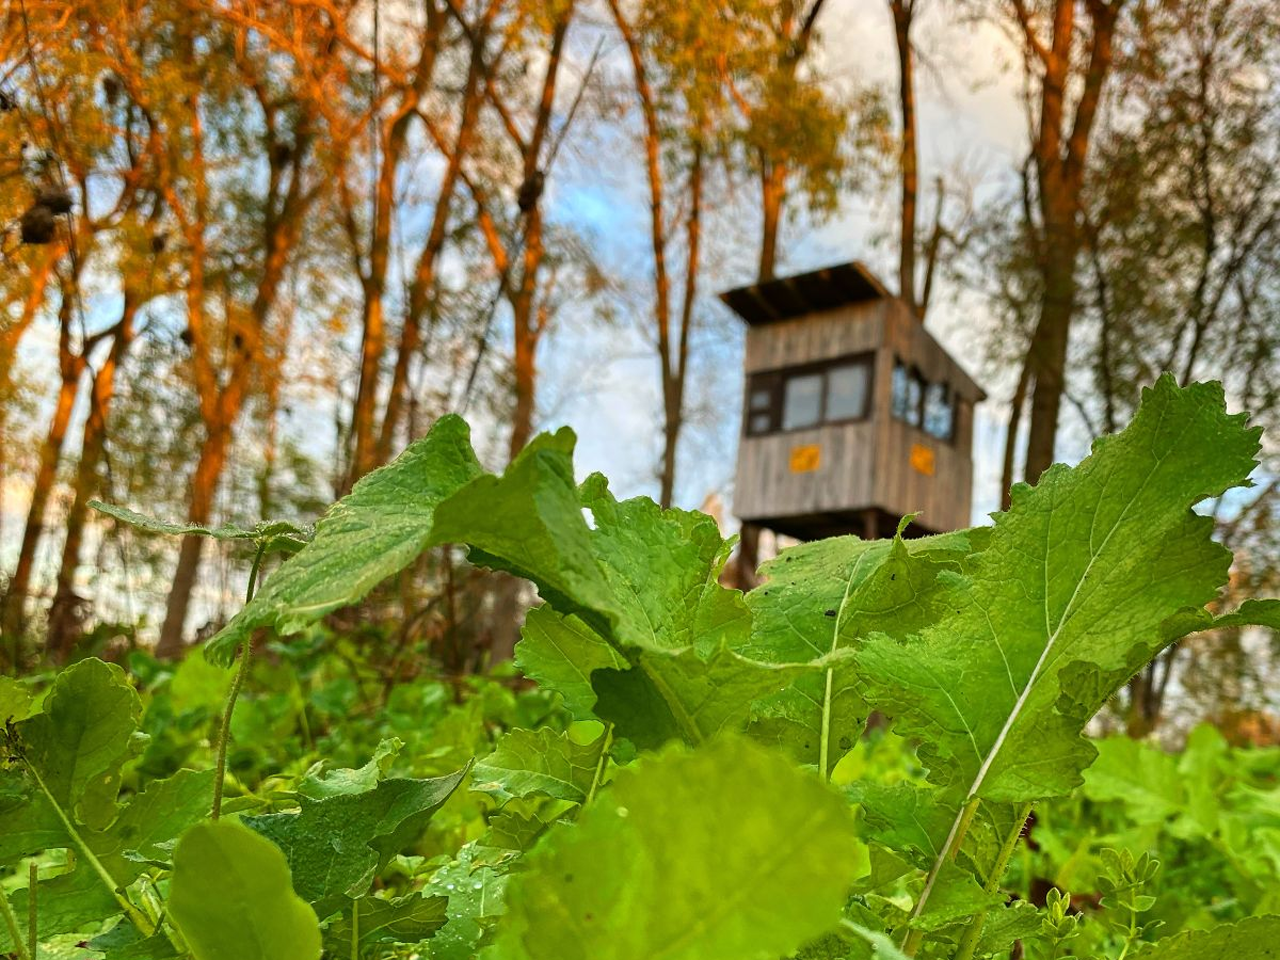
[{"xmin": 722, "ymin": 261, "xmax": 985, "ymax": 542}]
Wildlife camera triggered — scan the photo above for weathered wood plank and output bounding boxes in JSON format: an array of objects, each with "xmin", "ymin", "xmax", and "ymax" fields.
[{"xmin": 734, "ymin": 296, "xmax": 981, "ymax": 536}]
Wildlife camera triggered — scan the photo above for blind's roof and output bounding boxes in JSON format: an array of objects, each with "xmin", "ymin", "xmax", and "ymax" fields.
[{"xmin": 719, "ymin": 261, "xmax": 891, "ymax": 326}]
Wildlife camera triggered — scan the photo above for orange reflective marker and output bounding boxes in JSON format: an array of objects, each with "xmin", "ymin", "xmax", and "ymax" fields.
[
  {"xmin": 789, "ymin": 444, "xmax": 821, "ymax": 473},
  {"xmin": 910, "ymin": 443, "xmax": 935, "ymax": 476}
]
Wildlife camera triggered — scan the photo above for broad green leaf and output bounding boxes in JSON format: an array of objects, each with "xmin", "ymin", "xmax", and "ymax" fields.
[
  {"xmin": 839, "ymin": 919, "xmax": 912, "ymax": 960},
  {"xmin": 1175, "ymin": 724, "xmax": 1231, "ymax": 837},
  {"xmin": 471, "ymin": 727, "xmax": 607, "ymax": 805},
  {"xmin": 0, "ymin": 676, "xmax": 33, "ymax": 722},
  {"xmin": 859, "ymin": 377, "xmax": 1259, "ymax": 806},
  {"xmin": 245, "ymin": 765, "xmax": 468, "ymax": 913},
  {"xmin": 848, "ymin": 781, "xmax": 953, "ymax": 871},
  {"xmin": 89, "ymin": 922, "xmax": 182, "ymax": 960},
  {"xmin": 1160, "ymin": 597, "xmax": 1280, "ymax": 639},
  {"xmin": 590, "ymin": 644, "xmax": 839, "ymax": 750},
  {"xmin": 89, "ymin": 501, "xmax": 310, "ymax": 554},
  {"xmin": 974, "ymin": 901, "xmax": 1043, "ymax": 956},
  {"xmin": 517, "ymin": 477, "xmax": 804, "ymax": 749},
  {"xmin": 0, "ymin": 866, "xmax": 118, "ymax": 953},
  {"xmin": 909, "ymin": 858, "xmax": 1004, "ymax": 931},
  {"xmin": 1134, "ymin": 915, "xmax": 1280, "ymax": 959},
  {"xmin": 323, "ymin": 893, "xmax": 448, "ymax": 958},
  {"xmin": 168, "ymin": 820, "xmax": 322, "ymax": 960},
  {"xmin": 476, "ymin": 809, "xmax": 557, "ymax": 860},
  {"xmin": 855, "ymin": 377, "xmax": 1261, "ymax": 928},
  {"xmin": 90, "ymin": 767, "xmax": 218, "ymax": 881},
  {"xmin": 0, "ymin": 768, "xmax": 216, "ymax": 949},
  {"xmin": 575, "ymin": 474, "xmax": 749, "ymax": 654},
  {"xmin": 427, "ymin": 844, "xmax": 510, "ymax": 960},
  {"xmin": 492, "ymin": 736, "xmax": 861, "ymax": 960},
  {"xmin": 12, "ymin": 658, "xmax": 143, "ymax": 829},
  {"xmin": 514, "ymin": 606, "xmax": 627, "ymax": 720},
  {"xmin": 166, "ymin": 653, "xmax": 235, "ymax": 713},
  {"xmin": 745, "ymin": 525, "xmax": 972, "ymax": 773},
  {"xmin": 205, "ymin": 416, "xmax": 484, "ymax": 664},
  {"xmin": 1082, "ymin": 737, "xmax": 1184, "ymax": 824},
  {"xmin": 298, "ymin": 737, "xmax": 402, "ymax": 800},
  {"xmin": 0, "ymin": 768, "xmax": 64, "ymax": 862},
  {"xmin": 432, "ymin": 434, "xmax": 623, "ymax": 640}
]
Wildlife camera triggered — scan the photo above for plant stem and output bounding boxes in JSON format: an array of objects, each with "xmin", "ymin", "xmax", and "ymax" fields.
[
  {"xmin": 212, "ymin": 543, "xmax": 265, "ymax": 820},
  {"xmin": 27, "ymin": 863, "xmax": 36, "ymax": 960},
  {"xmin": 953, "ymin": 802, "xmax": 1033, "ymax": 960},
  {"xmin": 585, "ymin": 723, "xmax": 614, "ymax": 806},
  {"xmin": 22, "ymin": 761, "xmax": 154, "ymax": 938},
  {"xmin": 901, "ymin": 796, "xmax": 981, "ymax": 956},
  {"xmin": 0, "ymin": 879, "xmax": 31, "ymax": 960},
  {"xmin": 819, "ymin": 556, "xmax": 865, "ymax": 780},
  {"xmin": 350, "ymin": 897, "xmax": 359, "ymax": 960},
  {"xmin": 818, "ymin": 666, "xmax": 836, "ymax": 778}
]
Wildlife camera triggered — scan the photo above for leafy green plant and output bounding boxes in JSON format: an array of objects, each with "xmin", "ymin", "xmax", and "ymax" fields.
[{"xmin": 1, "ymin": 375, "xmax": 1277, "ymax": 959}]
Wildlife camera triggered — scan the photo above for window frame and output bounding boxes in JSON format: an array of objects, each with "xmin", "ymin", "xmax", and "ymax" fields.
[
  {"xmin": 892, "ymin": 356, "xmax": 958, "ymax": 446},
  {"xmin": 922, "ymin": 380, "xmax": 956, "ymax": 443},
  {"xmin": 742, "ymin": 351, "xmax": 876, "ymax": 438}
]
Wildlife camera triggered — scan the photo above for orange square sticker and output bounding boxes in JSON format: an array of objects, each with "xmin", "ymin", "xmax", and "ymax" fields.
[
  {"xmin": 910, "ymin": 443, "xmax": 935, "ymax": 476},
  {"xmin": 790, "ymin": 444, "xmax": 821, "ymax": 473}
]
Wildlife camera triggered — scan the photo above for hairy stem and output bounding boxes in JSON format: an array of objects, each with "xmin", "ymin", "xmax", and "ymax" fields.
[
  {"xmin": 953, "ymin": 803, "xmax": 1033, "ymax": 960},
  {"xmin": 212, "ymin": 543, "xmax": 264, "ymax": 820},
  {"xmin": 0, "ymin": 879, "xmax": 31, "ymax": 960}
]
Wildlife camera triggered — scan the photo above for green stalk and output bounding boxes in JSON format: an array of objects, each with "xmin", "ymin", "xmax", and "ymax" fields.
[
  {"xmin": 819, "ymin": 558, "xmax": 864, "ymax": 780},
  {"xmin": 818, "ymin": 666, "xmax": 836, "ymax": 778},
  {"xmin": 22, "ymin": 762, "xmax": 154, "ymax": 938},
  {"xmin": 0, "ymin": 879, "xmax": 31, "ymax": 960},
  {"xmin": 585, "ymin": 724, "xmax": 615, "ymax": 806},
  {"xmin": 212, "ymin": 543, "xmax": 265, "ymax": 820},
  {"xmin": 26, "ymin": 863, "xmax": 36, "ymax": 960},
  {"xmin": 350, "ymin": 897, "xmax": 359, "ymax": 960},
  {"xmin": 901, "ymin": 797, "xmax": 981, "ymax": 957},
  {"xmin": 953, "ymin": 803, "xmax": 1033, "ymax": 960}
]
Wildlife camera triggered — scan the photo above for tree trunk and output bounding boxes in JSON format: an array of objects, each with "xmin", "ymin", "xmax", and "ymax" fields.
[
  {"xmin": 758, "ymin": 159, "xmax": 787, "ymax": 282},
  {"xmin": 3, "ymin": 350, "xmax": 83, "ymax": 645},
  {"xmin": 0, "ymin": 245, "xmax": 61, "ymax": 548},
  {"xmin": 346, "ymin": 18, "xmax": 446, "ymax": 487},
  {"xmin": 1013, "ymin": 0, "xmax": 1121, "ymax": 484},
  {"xmin": 1000, "ymin": 355, "xmax": 1031, "ymax": 510},
  {"xmin": 510, "ymin": 288, "xmax": 539, "ymax": 462},
  {"xmin": 349, "ymin": 283, "xmax": 386, "ymax": 486},
  {"xmin": 611, "ymin": 1, "xmax": 675, "ymax": 507},
  {"xmin": 660, "ymin": 142, "xmax": 702, "ymax": 510},
  {"xmin": 48, "ymin": 298, "xmax": 139, "ymax": 659},
  {"xmin": 1023, "ymin": 240, "xmax": 1078, "ymax": 482},
  {"xmin": 156, "ymin": 419, "xmax": 232, "ymax": 657},
  {"xmin": 891, "ymin": 0, "xmax": 918, "ymax": 313},
  {"xmin": 1125, "ymin": 646, "xmax": 1176, "ymax": 737},
  {"xmin": 659, "ymin": 406, "xmax": 680, "ymax": 510},
  {"xmin": 378, "ymin": 18, "xmax": 489, "ymax": 463}
]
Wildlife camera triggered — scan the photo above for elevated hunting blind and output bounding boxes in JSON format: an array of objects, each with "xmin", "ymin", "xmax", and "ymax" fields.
[{"xmin": 722, "ymin": 261, "xmax": 985, "ymax": 542}]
